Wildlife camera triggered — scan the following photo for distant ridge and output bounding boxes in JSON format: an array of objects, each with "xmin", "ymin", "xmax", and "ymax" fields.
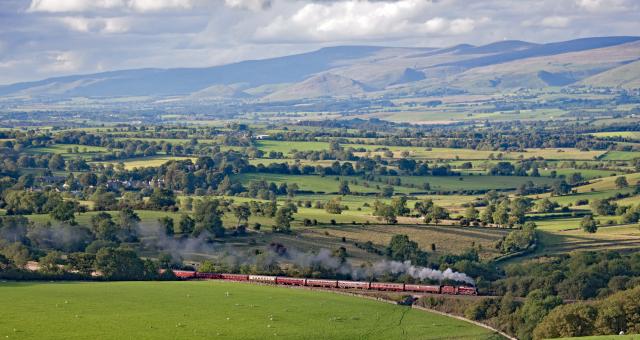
[{"xmin": 1, "ymin": 36, "xmax": 639, "ymax": 101}]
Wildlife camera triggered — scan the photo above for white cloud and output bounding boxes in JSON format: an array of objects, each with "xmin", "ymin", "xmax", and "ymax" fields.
[
  {"xmin": 224, "ymin": 0, "xmax": 271, "ymax": 11},
  {"xmin": 449, "ymin": 18, "xmax": 477, "ymax": 34},
  {"xmin": 575, "ymin": 0, "xmax": 634, "ymax": 12},
  {"xmin": 129, "ymin": 0, "xmax": 193, "ymax": 12},
  {"xmin": 422, "ymin": 17, "xmax": 447, "ymax": 33},
  {"xmin": 60, "ymin": 16, "xmax": 92, "ymax": 32},
  {"xmin": 102, "ymin": 17, "xmax": 130, "ymax": 33},
  {"xmin": 29, "ymin": 0, "xmax": 124, "ymax": 12},
  {"xmin": 539, "ymin": 16, "xmax": 570, "ymax": 28},
  {"xmin": 257, "ymin": 0, "xmax": 430, "ymax": 41},
  {"xmin": 59, "ymin": 16, "xmax": 130, "ymax": 33},
  {"xmin": 420, "ymin": 17, "xmax": 480, "ymax": 35},
  {"xmin": 28, "ymin": 0, "xmax": 193, "ymax": 13}
]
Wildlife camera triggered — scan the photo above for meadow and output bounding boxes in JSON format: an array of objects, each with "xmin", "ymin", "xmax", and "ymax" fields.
[
  {"xmin": 94, "ymin": 156, "xmax": 197, "ymax": 169},
  {"xmin": 590, "ymin": 131, "xmax": 640, "ymax": 139},
  {"xmin": 25, "ymin": 144, "xmax": 114, "ymax": 159},
  {"xmin": 0, "ymin": 281, "xmax": 500, "ymax": 340},
  {"xmin": 384, "ymin": 175, "xmax": 555, "ymax": 191}
]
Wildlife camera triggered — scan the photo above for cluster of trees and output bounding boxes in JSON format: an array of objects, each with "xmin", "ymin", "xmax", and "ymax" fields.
[
  {"xmin": 476, "ymin": 195, "xmax": 533, "ymax": 227},
  {"xmin": 466, "ymin": 251, "xmax": 640, "ymax": 339},
  {"xmin": 385, "ymin": 234, "xmax": 428, "ymax": 266},
  {"xmin": 534, "ymin": 285, "xmax": 640, "ymax": 339},
  {"xmin": 370, "ymin": 197, "xmax": 450, "ymax": 225},
  {"xmin": 0, "ymin": 212, "xmax": 175, "ymax": 281},
  {"xmin": 493, "ymin": 251, "xmax": 640, "ymax": 300},
  {"xmin": 496, "ymin": 222, "xmax": 537, "ymax": 253},
  {"xmin": 2, "ymin": 190, "xmax": 83, "ymax": 224}
]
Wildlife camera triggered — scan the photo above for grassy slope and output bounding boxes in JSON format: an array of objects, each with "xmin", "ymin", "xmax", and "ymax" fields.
[
  {"xmin": 386, "ymin": 175, "xmax": 555, "ymax": 191},
  {"xmin": 0, "ymin": 281, "xmax": 498, "ymax": 340},
  {"xmin": 93, "ymin": 156, "xmax": 197, "ymax": 169},
  {"xmin": 590, "ymin": 131, "xmax": 640, "ymax": 139},
  {"xmin": 25, "ymin": 144, "xmax": 114, "ymax": 159}
]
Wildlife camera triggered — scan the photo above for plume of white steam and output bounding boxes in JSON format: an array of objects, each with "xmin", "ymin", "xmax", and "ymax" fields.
[{"xmin": 371, "ymin": 260, "xmax": 475, "ymax": 285}]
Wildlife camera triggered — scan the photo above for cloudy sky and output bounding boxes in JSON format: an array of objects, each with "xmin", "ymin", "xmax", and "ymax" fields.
[{"xmin": 1, "ymin": 0, "xmax": 638, "ymax": 84}]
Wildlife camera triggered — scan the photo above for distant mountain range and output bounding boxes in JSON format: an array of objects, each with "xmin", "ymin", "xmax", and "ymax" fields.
[{"xmin": 1, "ymin": 36, "xmax": 639, "ymax": 102}]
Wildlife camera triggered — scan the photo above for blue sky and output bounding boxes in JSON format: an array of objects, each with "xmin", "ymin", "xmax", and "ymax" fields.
[{"xmin": 1, "ymin": 0, "xmax": 638, "ymax": 84}]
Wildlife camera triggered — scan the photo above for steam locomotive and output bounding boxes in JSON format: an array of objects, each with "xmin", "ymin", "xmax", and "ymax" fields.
[{"xmin": 171, "ymin": 270, "xmax": 478, "ymax": 295}]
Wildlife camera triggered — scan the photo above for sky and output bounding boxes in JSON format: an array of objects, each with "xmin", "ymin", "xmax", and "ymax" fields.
[{"xmin": 0, "ymin": 0, "xmax": 638, "ymax": 85}]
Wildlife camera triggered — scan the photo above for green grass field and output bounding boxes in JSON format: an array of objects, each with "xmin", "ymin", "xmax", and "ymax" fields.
[
  {"xmin": 234, "ymin": 174, "xmax": 398, "ymax": 194},
  {"xmin": 25, "ymin": 144, "xmax": 114, "ymax": 159},
  {"xmin": 0, "ymin": 281, "xmax": 499, "ymax": 340},
  {"xmin": 94, "ymin": 156, "xmax": 197, "ymax": 169},
  {"xmin": 384, "ymin": 175, "xmax": 555, "ymax": 191},
  {"xmin": 534, "ymin": 223, "xmax": 640, "ymax": 257},
  {"xmin": 591, "ymin": 131, "xmax": 640, "ymax": 139},
  {"xmin": 256, "ymin": 140, "xmax": 330, "ymax": 153},
  {"xmin": 350, "ymin": 146, "xmax": 604, "ymax": 161},
  {"xmin": 537, "ymin": 168, "xmax": 620, "ymax": 179},
  {"xmin": 600, "ymin": 151, "xmax": 640, "ymax": 161}
]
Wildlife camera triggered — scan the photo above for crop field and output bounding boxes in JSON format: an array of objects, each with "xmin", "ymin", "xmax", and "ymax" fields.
[
  {"xmin": 540, "ymin": 188, "xmax": 635, "ymax": 206},
  {"xmin": 249, "ymin": 158, "xmax": 337, "ymax": 167},
  {"xmin": 232, "ymin": 140, "xmax": 605, "ymax": 161},
  {"xmin": 255, "ymin": 140, "xmax": 330, "ymax": 153},
  {"xmin": 591, "ymin": 131, "xmax": 640, "ymax": 139},
  {"xmin": 114, "ymin": 137, "xmax": 220, "ymax": 145},
  {"xmin": 316, "ymin": 224, "xmax": 509, "ymax": 260},
  {"xmin": 350, "ymin": 146, "xmax": 604, "ymax": 161},
  {"xmin": 94, "ymin": 156, "xmax": 197, "ymax": 169},
  {"xmin": 537, "ymin": 168, "xmax": 620, "ymax": 179},
  {"xmin": 25, "ymin": 144, "xmax": 114, "ymax": 159},
  {"xmin": 0, "ymin": 281, "xmax": 500, "ymax": 340},
  {"xmin": 234, "ymin": 173, "xmax": 413, "ymax": 194},
  {"xmin": 574, "ymin": 173, "xmax": 640, "ymax": 192},
  {"xmin": 384, "ymin": 175, "xmax": 555, "ymax": 191},
  {"xmin": 534, "ymin": 224, "xmax": 640, "ymax": 257},
  {"xmin": 600, "ymin": 151, "xmax": 640, "ymax": 161},
  {"xmin": 221, "ymin": 223, "xmax": 507, "ymax": 264}
]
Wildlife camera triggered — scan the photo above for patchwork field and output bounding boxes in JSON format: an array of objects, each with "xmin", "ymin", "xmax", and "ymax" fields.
[
  {"xmin": 535, "ymin": 224, "xmax": 640, "ymax": 257},
  {"xmin": 590, "ymin": 131, "xmax": 640, "ymax": 139},
  {"xmin": 94, "ymin": 156, "xmax": 197, "ymax": 169},
  {"xmin": 0, "ymin": 281, "xmax": 500, "ymax": 340},
  {"xmin": 25, "ymin": 144, "xmax": 114, "ymax": 159},
  {"xmin": 384, "ymin": 175, "xmax": 555, "ymax": 191}
]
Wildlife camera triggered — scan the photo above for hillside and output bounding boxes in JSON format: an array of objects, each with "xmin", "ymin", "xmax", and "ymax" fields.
[
  {"xmin": 580, "ymin": 59, "xmax": 640, "ymax": 88},
  {"xmin": 0, "ymin": 36, "xmax": 639, "ymax": 101},
  {"xmin": 264, "ymin": 73, "xmax": 372, "ymax": 101},
  {"xmin": 0, "ymin": 281, "xmax": 499, "ymax": 339}
]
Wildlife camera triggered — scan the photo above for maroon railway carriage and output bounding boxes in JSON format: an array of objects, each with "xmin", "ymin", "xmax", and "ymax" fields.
[
  {"xmin": 441, "ymin": 285, "xmax": 458, "ymax": 294},
  {"xmin": 172, "ymin": 270, "xmax": 196, "ymax": 279},
  {"xmin": 337, "ymin": 280, "xmax": 371, "ymax": 289},
  {"xmin": 305, "ymin": 278, "xmax": 338, "ymax": 288},
  {"xmin": 276, "ymin": 277, "xmax": 307, "ymax": 286},
  {"xmin": 370, "ymin": 282, "xmax": 405, "ymax": 291},
  {"xmin": 221, "ymin": 273, "xmax": 249, "ymax": 281},
  {"xmin": 404, "ymin": 284, "xmax": 441, "ymax": 294}
]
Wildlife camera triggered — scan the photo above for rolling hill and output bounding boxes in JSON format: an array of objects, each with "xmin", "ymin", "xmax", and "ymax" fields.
[{"xmin": 1, "ymin": 36, "xmax": 639, "ymax": 102}]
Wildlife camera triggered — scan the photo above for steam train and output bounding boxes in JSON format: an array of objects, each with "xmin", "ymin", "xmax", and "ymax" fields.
[{"xmin": 171, "ymin": 270, "xmax": 478, "ymax": 295}]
